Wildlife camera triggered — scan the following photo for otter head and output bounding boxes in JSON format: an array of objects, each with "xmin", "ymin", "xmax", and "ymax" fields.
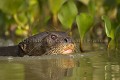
[{"xmin": 42, "ymin": 31, "xmax": 75, "ymax": 55}]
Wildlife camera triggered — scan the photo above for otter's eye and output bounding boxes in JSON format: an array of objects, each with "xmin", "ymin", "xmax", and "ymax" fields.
[{"xmin": 51, "ymin": 35, "xmax": 57, "ymax": 40}]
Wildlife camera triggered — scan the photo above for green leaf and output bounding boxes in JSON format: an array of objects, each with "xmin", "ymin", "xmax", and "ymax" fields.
[
  {"xmin": 58, "ymin": 1, "xmax": 78, "ymax": 29},
  {"xmin": 15, "ymin": 26, "xmax": 28, "ymax": 36},
  {"xmin": 0, "ymin": 0, "xmax": 24, "ymax": 14},
  {"xmin": 88, "ymin": 0, "xmax": 96, "ymax": 16},
  {"xmin": 48, "ymin": 0, "xmax": 65, "ymax": 14},
  {"xmin": 76, "ymin": 13, "xmax": 94, "ymax": 41},
  {"xmin": 15, "ymin": 27, "xmax": 24, "ymax": 36},
  {"xmin": 102, "ymin": 15, "xmax": 113, "ymax": 39},
  {"xmin": 108, "ymin": 39, "xmax": 116, "ymax": 50}
]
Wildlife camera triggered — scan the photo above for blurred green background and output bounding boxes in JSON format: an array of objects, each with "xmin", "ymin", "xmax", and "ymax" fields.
[{"xmin": 0, "ymin": 0, "xmax": 120, "ymax": 50}]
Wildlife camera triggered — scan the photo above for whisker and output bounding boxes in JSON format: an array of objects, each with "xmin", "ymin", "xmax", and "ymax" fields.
[{"xmin": 28, "ymin": 43, "xmax": 42, "ymax": 55}]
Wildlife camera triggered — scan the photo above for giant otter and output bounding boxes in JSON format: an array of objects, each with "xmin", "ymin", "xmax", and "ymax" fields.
[{"xmin": 0, "ymin": 31, "xmax": 75, "ymax": 56}]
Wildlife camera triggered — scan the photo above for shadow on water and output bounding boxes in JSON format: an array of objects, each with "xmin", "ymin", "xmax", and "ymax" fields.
[{"xmin": 0, "ymin": 50, "xmax": 120, "ymax": 80}]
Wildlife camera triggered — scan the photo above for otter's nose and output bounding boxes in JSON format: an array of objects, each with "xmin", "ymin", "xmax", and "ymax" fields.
[{"xmin": 64, "ymin": 37, "xmax": 73, "ymax": 43}]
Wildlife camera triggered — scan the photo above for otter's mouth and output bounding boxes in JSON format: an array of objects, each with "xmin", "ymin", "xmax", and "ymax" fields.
[
  {"xmin": 63, "ymin": 49, "xmax": 73, "ymax": 54},
  {"xmin": 62, "ymin": 44, "xmax": 75, "ymax": 54}
]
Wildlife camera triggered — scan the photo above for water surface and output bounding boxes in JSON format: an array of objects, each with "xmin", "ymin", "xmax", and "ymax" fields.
[{"xmin": 0, "ymin": 50, "xmax": 120, "ymax": 80}]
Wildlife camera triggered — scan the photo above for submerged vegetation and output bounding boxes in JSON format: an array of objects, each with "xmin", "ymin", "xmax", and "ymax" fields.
[{"xmin": 0, "ymin": 0, "xmax": 120, "ymax": 51}]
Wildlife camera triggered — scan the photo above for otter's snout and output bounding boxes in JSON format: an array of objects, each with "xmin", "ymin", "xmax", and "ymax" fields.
[{"xmin": 63, "ymin": 37, "xmax": 74, "ymax": 44}]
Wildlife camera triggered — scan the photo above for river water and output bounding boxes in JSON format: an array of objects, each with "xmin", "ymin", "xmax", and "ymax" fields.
[{"xmin": 0, "ymin": 50, "xmax": 120, "ymax": 80}]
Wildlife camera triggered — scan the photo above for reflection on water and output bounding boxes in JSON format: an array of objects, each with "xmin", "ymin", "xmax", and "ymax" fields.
[{"xmin": 0, "ymin": 51, "xmax": 120, "ymax": 80}]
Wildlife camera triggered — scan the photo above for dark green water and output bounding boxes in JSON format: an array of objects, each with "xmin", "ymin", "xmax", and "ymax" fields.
[{"xmin": 0, "ymin": 51, "xmax": 120, "ymax": 80}]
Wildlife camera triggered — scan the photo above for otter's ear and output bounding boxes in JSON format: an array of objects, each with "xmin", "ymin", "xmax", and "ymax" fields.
[
  {"xmin": 45, "ymin": 31, "xmax": 49, "ymax": 34},
  {"xmin": 18, "ymin": 43, "xmax": 27, "ymax": 52}
]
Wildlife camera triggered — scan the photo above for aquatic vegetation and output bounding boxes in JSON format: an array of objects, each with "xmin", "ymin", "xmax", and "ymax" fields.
[
  {"xmin": 76, "ymin": 13, "xmax": 94, "ymax": 51},
  {"xmin": 102, "ymin": 15, "xmax": 120, "ymax": 49},
  {"xmin": 0, "ymin": 0, "xmax": 120, "ymax": 51}
]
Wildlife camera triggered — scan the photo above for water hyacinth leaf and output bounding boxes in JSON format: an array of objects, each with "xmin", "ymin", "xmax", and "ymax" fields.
[
  {"xmin": 15, "ymin": 27, "xmax": 25, "ymax": 36},
  {"xmin": 88, "ymin": 0, "xmax": 96, "ymax": 16},
  {"xmin": 15, "ymin": 26, "xmax": 28, "ymax": 36},
  {"xmin": 76, "ymin": 13, "xmax": 94, "ymax": 40},
  {"xmin": 48, "ymin": 0, "xmax": 65, "ymax": 14},
  {"xmin": 58, "ymin": 1, "xmax": 78, "ymax": 29},
  {"xmin": 102, "ymin": 15, "xmax": 113, "ymax": 39},
  {"xmin": 0, "ymin": 0, "xmax": 24, "ymax": 14}
]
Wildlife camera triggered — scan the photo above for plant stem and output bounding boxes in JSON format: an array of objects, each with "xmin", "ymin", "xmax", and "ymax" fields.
[
  {"xmin": 79, "ymin": 40, "xmax": 84, "ymax": 52},
  {"xmin": 53, "ymin": 14, "xmax": 58, "ymax": 27}
]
